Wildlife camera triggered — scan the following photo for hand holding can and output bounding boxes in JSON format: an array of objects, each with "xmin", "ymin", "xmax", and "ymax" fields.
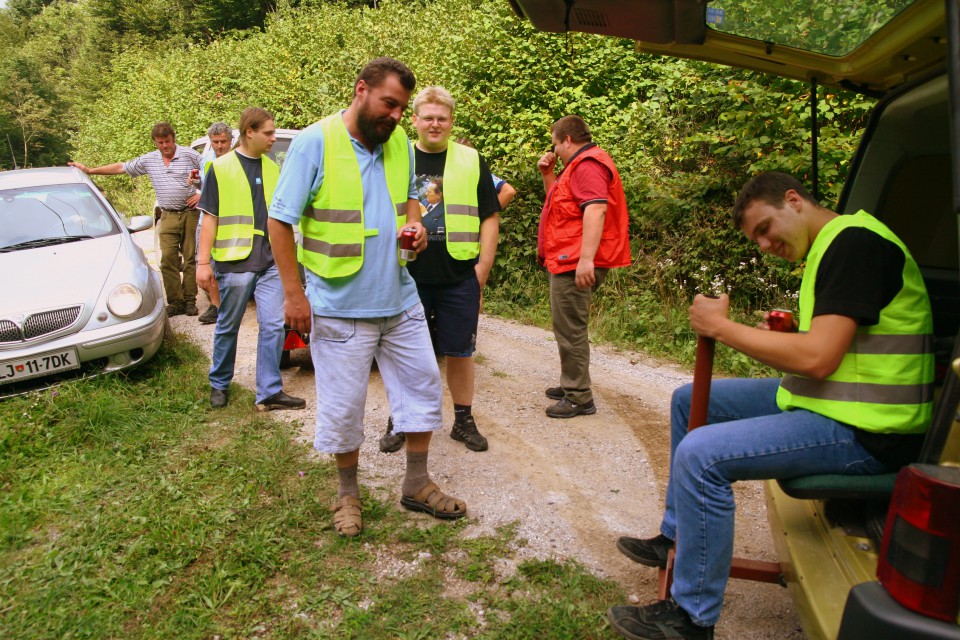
[
  {"xmin": 767, "ymin": 309, "xmax": 794, "ymax": 332},
  {"xmin": 399, "ymin": 227, "xmax": 418, "ymax": 261}
]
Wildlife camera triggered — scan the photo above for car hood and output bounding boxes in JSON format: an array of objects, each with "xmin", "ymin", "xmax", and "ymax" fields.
[{"xmin": 0, "ymin": 235, "xmax": 121, "ymax": 315}]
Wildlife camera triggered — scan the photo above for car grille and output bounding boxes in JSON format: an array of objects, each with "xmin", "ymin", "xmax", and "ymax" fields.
[
  {"xmin": 0, "ymin": 305, "xmax": 83, "ymax": 343},
  {"xmin": 0, "ymin": 320, "xmax": 19, "ymax": 343}
]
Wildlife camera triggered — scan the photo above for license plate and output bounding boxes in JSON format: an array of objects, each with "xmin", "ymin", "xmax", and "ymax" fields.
[{"xmin": 0, "ymin": 348, "xmax": 80, "ymax": 385}]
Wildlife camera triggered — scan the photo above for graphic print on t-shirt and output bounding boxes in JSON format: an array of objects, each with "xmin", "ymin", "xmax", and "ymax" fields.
[{"xmin": 417, "ymin": 175, "xmax": 445, "ymax": 243}]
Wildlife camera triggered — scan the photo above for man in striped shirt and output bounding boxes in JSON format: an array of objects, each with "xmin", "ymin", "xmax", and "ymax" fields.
[{"xmin": 69, "ymin": 122, "xmax": 203, "ymax": 316}]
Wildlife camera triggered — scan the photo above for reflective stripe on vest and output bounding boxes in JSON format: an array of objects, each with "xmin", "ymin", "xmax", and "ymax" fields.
[
  {"xmin": 441, "ymin": 141, "xmax": 481, "ymax": 260},
  {"xmin": 211, "ymin": 151, "xmax": 278, "ymax": 262},
  {"xmin": 299, "ymin": 113, "xmax": 410, "ymax": 279},
  {"xmin": 776, "ymin": 210, "xmax": 934, "ymax": 433}
]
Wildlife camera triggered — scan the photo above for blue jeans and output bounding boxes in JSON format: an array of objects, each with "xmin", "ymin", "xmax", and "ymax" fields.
[
  {"xmin": 661, "ymin": 378, "xmax": 887, "ymax": 626},
  {"xmin": 209, "ymin": 265, "xmax": 284, "ymax": 403}
]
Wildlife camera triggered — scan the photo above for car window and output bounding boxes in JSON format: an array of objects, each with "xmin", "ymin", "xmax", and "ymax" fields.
[
  {"xmin": 707, "ymin": 0, "xmax": 917, "ymax": 57},
  {"xmin": 268, "ymin": 136, "xmax": 295, "ymax": 169},
  {"xmin": 0, "ymin": 184, "xmax": 119, "ymax": 251},
  {"xmin": 192, "ymin": 132, "xmax": 297, "ymax": 168}
]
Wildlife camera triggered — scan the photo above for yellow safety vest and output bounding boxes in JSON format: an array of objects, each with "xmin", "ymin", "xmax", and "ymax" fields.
[
  {"xmin": 299, "ymin": 113, "xmax": 411, "ymax": 278},
  {"xmin": 211, "ymin": 150, "xmax": 278, "ymax": 262},
  {"xmin": 439, "ymin": 141, "xmax": 481, "ymax": 260},
  {"xmin": 777, "ymin": 210, "xmax": 934, "ymax": 433}
]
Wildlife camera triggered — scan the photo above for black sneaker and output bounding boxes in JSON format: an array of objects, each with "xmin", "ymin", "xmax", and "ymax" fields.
[
  {"xmin": 256, "ymin": 391, "xmax": 306, "ymax": 412},
  {"xmin": 616, "ymin": 534, "xmax": 674, "ymax": 568},
  {"xmin": 198, "ymin": 305, "xmax": 218, "ymax": 324},
  {"xmin": 166, "ymin": 304, "xmax": 185, "ymax": 317},
  {"xmin": 545, "ymin": 398, "xmax": 596, "ymax": 418},
  {"xmin": 451, "ymin": 415, "xmax": 488, "ymax": 451},
  {"xmin": 210, "ymin": 388, "xmax": 228, "ymax": 408},
  {"xmin": 607, "ymin": 599, "xmax": 714, "ymax": 640},
  {"xmin": 545, "ymin": 386, "xmax": 564, "ymax": 400},
  {"xmin": 379, "ymin": 416, "xmax": 405, "ymax": 453}
]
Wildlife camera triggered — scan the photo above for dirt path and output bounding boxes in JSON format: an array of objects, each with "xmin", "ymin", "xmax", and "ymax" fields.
[{"xmin": 166, "ymin": 302, "xmax": 804, "ymax": 640}]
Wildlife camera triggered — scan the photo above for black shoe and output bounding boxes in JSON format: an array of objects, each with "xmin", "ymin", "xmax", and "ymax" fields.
[
  {"xmin": 256, "ymin": 391, "xmax": 306, "ymax": 411},
  {"xmin": 379, "ymin": 416, "xmax": 405, "ymax": 453},
  {"xmin": 451, "ymin": 415, "xmax": 488, "ymax": 451},
  {"xmin": 607, "ymin": 600, "xmax": 714, "ymax": 640},
  {"xmin": 185, "ymin": 304, "xmax": 199, "ymax": 316},
  {"xmin": 166, "ymin": 304, "xmax": 185, "ymax": 317},
  {"xmin": 210, "ymin": 388, "xmax": 229, "ymax": 408},
  {"xmin": 545, "ymin": 386, "xmax": 564, "ymax": 400},
  {"xmin": 616, "ymin": 534, "xmax": 674, "ymax": 568},
  {"xmin": 545, "ymin": 398, "xmax": 596, "ymax": 418},
  {"xmin": 198, "ymin": 305, "xmax": 218, "ymax": 324}
]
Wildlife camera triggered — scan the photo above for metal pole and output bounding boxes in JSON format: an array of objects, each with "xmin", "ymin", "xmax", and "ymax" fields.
[
  {"xmin": 810, "ymin": 77, "xmax": 820, "ymax": 202},
  {"xmin": 947, "ymin": 0, "xmax": 960, "ymax": 223},
  {"xmin": 921, "ymin": 0, "xmax": 960, "ymax": 464}
]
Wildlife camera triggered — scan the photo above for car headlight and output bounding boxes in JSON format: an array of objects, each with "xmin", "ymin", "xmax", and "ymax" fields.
[{"xmin": 107, "ymin": 283, "xmax": 143, "ymax": 318}]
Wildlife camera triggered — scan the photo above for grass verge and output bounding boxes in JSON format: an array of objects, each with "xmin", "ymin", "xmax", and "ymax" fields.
[{"xmin": 0, "ymin": 335, "xmax": 623, "ymax": 639}]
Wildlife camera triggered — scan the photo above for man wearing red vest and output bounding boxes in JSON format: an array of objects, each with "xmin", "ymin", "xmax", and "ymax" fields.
[{"xmin": 537, "ymin": 115, "xmax": 631, "ymax": 418}]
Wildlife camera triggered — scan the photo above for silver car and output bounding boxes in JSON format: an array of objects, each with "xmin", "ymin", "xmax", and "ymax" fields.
[
  {"xmin": 0, "ymin": 166, "xmax": 167, "ymax": 396},
  {"xmin": 190, "ymin": 128, "xmax": 301, "ymax": 169}
]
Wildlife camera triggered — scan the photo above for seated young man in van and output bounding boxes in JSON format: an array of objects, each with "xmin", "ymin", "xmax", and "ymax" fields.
[{"xmin": 608, "ymin": 171, "xmax": 934, "ymax": 640}]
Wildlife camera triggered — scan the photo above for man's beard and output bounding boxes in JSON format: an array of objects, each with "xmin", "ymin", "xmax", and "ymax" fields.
[{"xmin": 356, "ymin": 104, "xmax": 398, "ymax": 146}]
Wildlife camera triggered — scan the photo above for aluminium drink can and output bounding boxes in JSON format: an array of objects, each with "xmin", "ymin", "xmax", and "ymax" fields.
[
  {"xmin": 768, "ymin": 309, "xmax": 794, "ymax": 333},
  {"xmin": 399, "ymin": 227, "xmax": 418, "ymax": 261}
]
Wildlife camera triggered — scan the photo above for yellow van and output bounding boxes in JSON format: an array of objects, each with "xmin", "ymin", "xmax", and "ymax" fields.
[{"xmin": 508, "ymin": 1, "xmax": 960, "ymax": 638}]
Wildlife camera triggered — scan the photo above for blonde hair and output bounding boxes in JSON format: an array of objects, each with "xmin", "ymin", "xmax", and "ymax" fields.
[{"xmin": 413, "ymin": 86, "xmax": 455, "ymax": 115}]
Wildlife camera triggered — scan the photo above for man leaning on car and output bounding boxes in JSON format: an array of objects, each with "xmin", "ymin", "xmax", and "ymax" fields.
[{"xmin": 69, "ymin": 122, "xmax": 203, "ymax": 317}]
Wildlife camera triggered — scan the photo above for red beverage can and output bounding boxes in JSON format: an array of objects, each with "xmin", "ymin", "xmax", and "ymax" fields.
[
  {"xmin": 399, "ymin": 227, "xmax": 418, "ymax": 261},
  {"xmin": 190, "ymin": 168, "xmax": 200, "ymax": 181},
  {"xmin": 768, "ymin": 309, "xmax": 794, "ymax": 333}
]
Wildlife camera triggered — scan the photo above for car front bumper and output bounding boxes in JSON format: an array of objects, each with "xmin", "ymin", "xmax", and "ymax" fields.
[{"xmin": 0, "ymin": 297, "xmax": 166, "ymax": 381}]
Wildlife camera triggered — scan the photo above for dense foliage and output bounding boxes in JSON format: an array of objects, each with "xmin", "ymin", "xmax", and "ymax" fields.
[{"xmin": 0, "ymin": 0, "xmax": 876, "ymax": 370}]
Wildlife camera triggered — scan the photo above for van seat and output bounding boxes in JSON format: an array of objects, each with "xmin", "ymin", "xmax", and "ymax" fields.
[{"xmin": 777, "ymin": 473, "xmax": 897, "ymax": 500}]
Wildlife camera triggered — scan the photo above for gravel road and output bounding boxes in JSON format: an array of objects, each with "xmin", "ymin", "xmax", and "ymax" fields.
[{"xmin": 166, "ymin": 297, "xmax": 805, "ymax": 640}]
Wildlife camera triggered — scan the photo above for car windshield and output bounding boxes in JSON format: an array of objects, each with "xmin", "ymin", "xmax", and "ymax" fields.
[
  {"xmin": 0, "ymin": 183, "xmax": 119, "ymax": 252},
  {"xmin": 707, "ymin": 0, "xmax": 916, "ymax": 57}
]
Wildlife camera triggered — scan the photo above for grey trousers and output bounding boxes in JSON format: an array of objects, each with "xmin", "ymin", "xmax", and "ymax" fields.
[{"xmin": 548, "ymin": 268, "xmax": 608, "ymax": 405}]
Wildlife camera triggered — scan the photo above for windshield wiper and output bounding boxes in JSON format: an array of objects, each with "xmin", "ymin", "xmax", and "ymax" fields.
[{"xmin": 0, "ymin": 235, "xmax": 95, "ymax": 253}]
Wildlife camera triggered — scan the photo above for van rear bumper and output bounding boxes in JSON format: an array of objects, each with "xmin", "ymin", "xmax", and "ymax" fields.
[{"xmin": 838, "ymin": 581, "xmax": 960, "ymax": 640}]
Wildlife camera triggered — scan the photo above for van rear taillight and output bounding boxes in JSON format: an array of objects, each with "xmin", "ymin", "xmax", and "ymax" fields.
[{"xmin": 877, "ymin": 464, "xmax": 960, "ymax": 622}]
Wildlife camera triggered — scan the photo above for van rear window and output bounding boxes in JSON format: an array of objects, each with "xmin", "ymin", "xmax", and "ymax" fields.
[{"xmin": 708, "ymin": 0, "xmax": 916, "ymax": 57}]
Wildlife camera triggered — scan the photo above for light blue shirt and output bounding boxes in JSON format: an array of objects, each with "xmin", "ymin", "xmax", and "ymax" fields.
[
  {"xmin": 269, "ymin": 114, "xmax": 419, "ymax": 318},
  {"xmin": 198, "ymin": 148, "xmax": 217, "ymax": 193}
]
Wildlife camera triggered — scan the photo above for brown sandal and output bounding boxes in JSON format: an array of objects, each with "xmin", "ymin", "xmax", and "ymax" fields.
[
  {"xmin": 400, "ymin": 481, "xmax": 466, "ymax": 520},
  {"xmin": 332, "ymin": 495, "xmax": 362, "ymax": 536}
]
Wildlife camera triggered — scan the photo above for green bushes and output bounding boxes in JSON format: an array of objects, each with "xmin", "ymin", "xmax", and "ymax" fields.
[{"xmin": 26, "ymin": 0, "xmax": 876, "ymax": 372}]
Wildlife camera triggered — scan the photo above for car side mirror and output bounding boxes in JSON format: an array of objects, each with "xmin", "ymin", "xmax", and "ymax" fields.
[{"xmin": 127, "ymin": 215, "xmax": 153, "ymax": 233}]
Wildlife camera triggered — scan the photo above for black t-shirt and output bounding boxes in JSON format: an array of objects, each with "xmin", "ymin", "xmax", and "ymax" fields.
[
  {"xmin": 197, "ymin": 151, "xmax": 274, "ymax": 274},
  {"xmin": 406, "ymin": 147, "xmax": 501, "ymax": 285},
  {"xmin": 812, "ymin": 226, "xmax": 924, "ymax": 470}
]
